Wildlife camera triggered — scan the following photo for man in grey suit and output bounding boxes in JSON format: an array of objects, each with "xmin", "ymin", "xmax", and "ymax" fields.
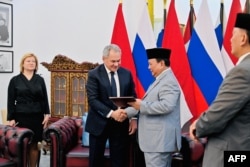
[
  {"xmin": 189, "ymin": 13, "xmax": 250, "ymax": 167},
  {"xmin": 127, "ymin": 48, "xmax": 181, "ymax": 167}
]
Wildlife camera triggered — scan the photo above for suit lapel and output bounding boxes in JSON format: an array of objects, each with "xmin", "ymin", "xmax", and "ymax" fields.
[
  {"xmin": 100, "ymin": 65, "xmax": 112, "ymax": 96},
  {"xmin": 143, "ymin": 79, "xmax": 158, "ymax": 98},
  {"xmin": 143, "ymin": 71, "xmax": 168, "ymax": 98}
]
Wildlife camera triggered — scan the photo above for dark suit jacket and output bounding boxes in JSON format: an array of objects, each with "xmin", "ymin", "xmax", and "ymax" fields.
[
  {"xmin": 7, "ymin": 73, "xmax": 50, "ymax": 120},
  {"xmin": 85, "ymin": 64, "xmax": 136, "ymax": 136}
]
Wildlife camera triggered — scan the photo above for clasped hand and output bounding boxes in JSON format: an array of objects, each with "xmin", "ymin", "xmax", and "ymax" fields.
[
  {"xmin": 111, "ymin": 109, "xmax": 127, "ymax": 122},
  {"xmin": 189, "ymin": 119, "xmax": 199, "ymax": 141}
]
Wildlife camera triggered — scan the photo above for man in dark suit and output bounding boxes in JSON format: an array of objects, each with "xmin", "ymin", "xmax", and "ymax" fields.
[
  {"xmin": 189, "ymin": 13, "xmax": 250, "ymax": 167},
  {"xmin": 85, "ymin": 44, "xmax": 137, "ymax": 167}
]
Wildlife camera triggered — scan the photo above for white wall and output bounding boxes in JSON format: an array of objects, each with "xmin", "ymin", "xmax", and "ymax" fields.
[
  {"xmin": 0, "ymin": 0, "xmax": 246, "ymax": 122},
  {"xmin": 0, "ymin": 0, "xmax": 119, "ymax": 118}
]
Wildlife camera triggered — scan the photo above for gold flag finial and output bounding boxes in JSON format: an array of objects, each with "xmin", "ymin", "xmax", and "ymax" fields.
[
  {"xmin": 163, "ymin": 0, "xmax": 167, "ymax": 7},
  {"xmin": 190, "ymin": 0, "xmax": 193, "ymax": 5},
  {"xmin": 147, "ymin": 0, "xmax": 154, "ymax": 28}
]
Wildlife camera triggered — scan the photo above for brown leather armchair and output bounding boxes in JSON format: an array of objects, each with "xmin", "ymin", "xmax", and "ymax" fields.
[
  {"xmin": 43, "ymin": 117, "xmax": 111, "ymax": 167},
  {"xmin": 0, "ymin": 124, "xmax": 34, "ymax": 167},
  {"xmin": 44, "ymin": 117, "xmax": 135, "ymax": 167},
  {"xmin": 172, "ymin": 132, "xmax": 207, "ymax": 167}
]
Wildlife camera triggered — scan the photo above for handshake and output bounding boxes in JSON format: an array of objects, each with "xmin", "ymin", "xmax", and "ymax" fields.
[{"xmin": 110, "ymin": 109, "xmax": 128, "ymax": 122}]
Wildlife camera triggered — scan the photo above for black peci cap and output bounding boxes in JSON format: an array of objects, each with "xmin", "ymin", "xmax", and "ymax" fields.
[
  {"xmin": 146, "ymin": 48, "xmax": 171, "ymax": 60},
  {"xmin": 234, "ymin": 13, "xmax": 250, "ymax": 31}
]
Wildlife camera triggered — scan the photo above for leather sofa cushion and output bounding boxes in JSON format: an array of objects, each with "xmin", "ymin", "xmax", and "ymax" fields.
[
  {"xmin": 66, "ymin": 144, "xmax": 110, "ymax": 158},
  {"xmin": 0, "ymin": 158, "xmax": 16, "ymax": 167},
  {"xmin": 66, "ymin": 144, "xmax": 110, "ymax": 167}
]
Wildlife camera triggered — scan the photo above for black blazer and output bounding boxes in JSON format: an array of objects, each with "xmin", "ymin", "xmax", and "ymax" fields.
[
  {"xmin": 85, "ymin": 64, "xmax": 136, "ymax": 136},
  {"xmin": 7, "ymin": 73, "xmax": 50, "ymax": 120}
]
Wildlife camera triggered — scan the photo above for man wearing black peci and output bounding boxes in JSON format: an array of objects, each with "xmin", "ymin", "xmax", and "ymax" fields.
[{"xmin": 189, "ymin": 13, "xmax": 250, "ymax": 167}]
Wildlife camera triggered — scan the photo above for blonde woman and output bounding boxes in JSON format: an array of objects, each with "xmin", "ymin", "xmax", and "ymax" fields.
[{"xmin": 7, "ymin": 53, "xmax": 50, "ymax": 167}]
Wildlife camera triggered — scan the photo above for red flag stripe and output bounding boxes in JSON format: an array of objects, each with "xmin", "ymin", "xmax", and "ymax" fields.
[
  {"xmin": 162, "ymin": 0, "xmax": 198, "ymax": 124},
  {"xmin": 222, "ymin": 0, "xmax": 242, "ymax": 65},
  {"xmin": 111, "ymin": 3, "xmax": 144, "ymax": 98}
]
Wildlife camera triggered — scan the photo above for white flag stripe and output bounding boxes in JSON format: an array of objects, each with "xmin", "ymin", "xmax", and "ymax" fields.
[
  {"xmin": 137, "ymin": 4, "xmax": 156, "ymax": 49},
  {"xmin": 195, "ymin": 0, "xmax": 226, "ymax": 78},
  {"xmin": 221, "ymin": 47, "xmax": 235, "ymax": 72}
]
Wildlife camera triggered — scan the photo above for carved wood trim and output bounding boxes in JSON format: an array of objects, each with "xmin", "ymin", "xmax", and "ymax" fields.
[{"xmin": 41, "ymin": 54, "xmax": 99, "ymax": 72}]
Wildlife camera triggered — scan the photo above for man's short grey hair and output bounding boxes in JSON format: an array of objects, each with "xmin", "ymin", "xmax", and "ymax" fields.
[{"xmin": 103, "ymin": 44, "xmax": 121, "ymax": 57}]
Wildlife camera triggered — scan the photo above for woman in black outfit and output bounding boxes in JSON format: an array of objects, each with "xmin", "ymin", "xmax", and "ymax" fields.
[{"xmin": 7, "ymin": 53, "xmax": 50, "ymax": 167}]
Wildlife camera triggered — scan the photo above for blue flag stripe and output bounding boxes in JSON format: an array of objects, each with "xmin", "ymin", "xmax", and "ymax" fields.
[
  {"xmin": 188, "ymin": 30, "xmax": 223, "ymax": 105},
  {"xmin": 133, "ymin": 34, "xmax": 154, "ymax": 90},
  {"xmin": 215, "ymin": 24, "xmax": 223, "ymax": 49}
]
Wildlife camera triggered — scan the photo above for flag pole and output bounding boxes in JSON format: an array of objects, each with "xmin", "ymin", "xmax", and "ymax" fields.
[
  {"xmin": 163, "ymin": 0, "xmax": 167, "ymax": 27},
  {"xmin": 189, "ymin": 0, "xmax": 194, "ymax": 35},
  {"xmin": 220, "ymin": 0, "xmax": 224, "ymax": 33},
  {"xmin": 245, "ymin": 0, "xmax": 250, "ymax": 13}
]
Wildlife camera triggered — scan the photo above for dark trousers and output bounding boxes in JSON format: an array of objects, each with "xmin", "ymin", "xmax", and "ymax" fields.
[{"xmin": 89, "ymin": 119, "xmax": 129, "ymax": 167}]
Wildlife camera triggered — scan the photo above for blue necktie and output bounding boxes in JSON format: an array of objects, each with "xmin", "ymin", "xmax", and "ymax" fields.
[{"xmin": 110, "ymin": 72, "xmax": 117, "ymax": 96}]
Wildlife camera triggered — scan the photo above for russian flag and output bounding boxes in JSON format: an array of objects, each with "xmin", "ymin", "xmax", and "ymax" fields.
[
  {"xmin": 131, "ymin": 0, "xmax": 156, "ymax": 95},
  {"xmin": 122, "ymin": 0, "xmax": 156, "ymax": 98},
  {"xmin": 182, "ymin": 2, "xmax": 208, "ymax": 121},
  {"xmin": 187, "ymin": 0, "xmax": 226, "ymax": 106}
]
